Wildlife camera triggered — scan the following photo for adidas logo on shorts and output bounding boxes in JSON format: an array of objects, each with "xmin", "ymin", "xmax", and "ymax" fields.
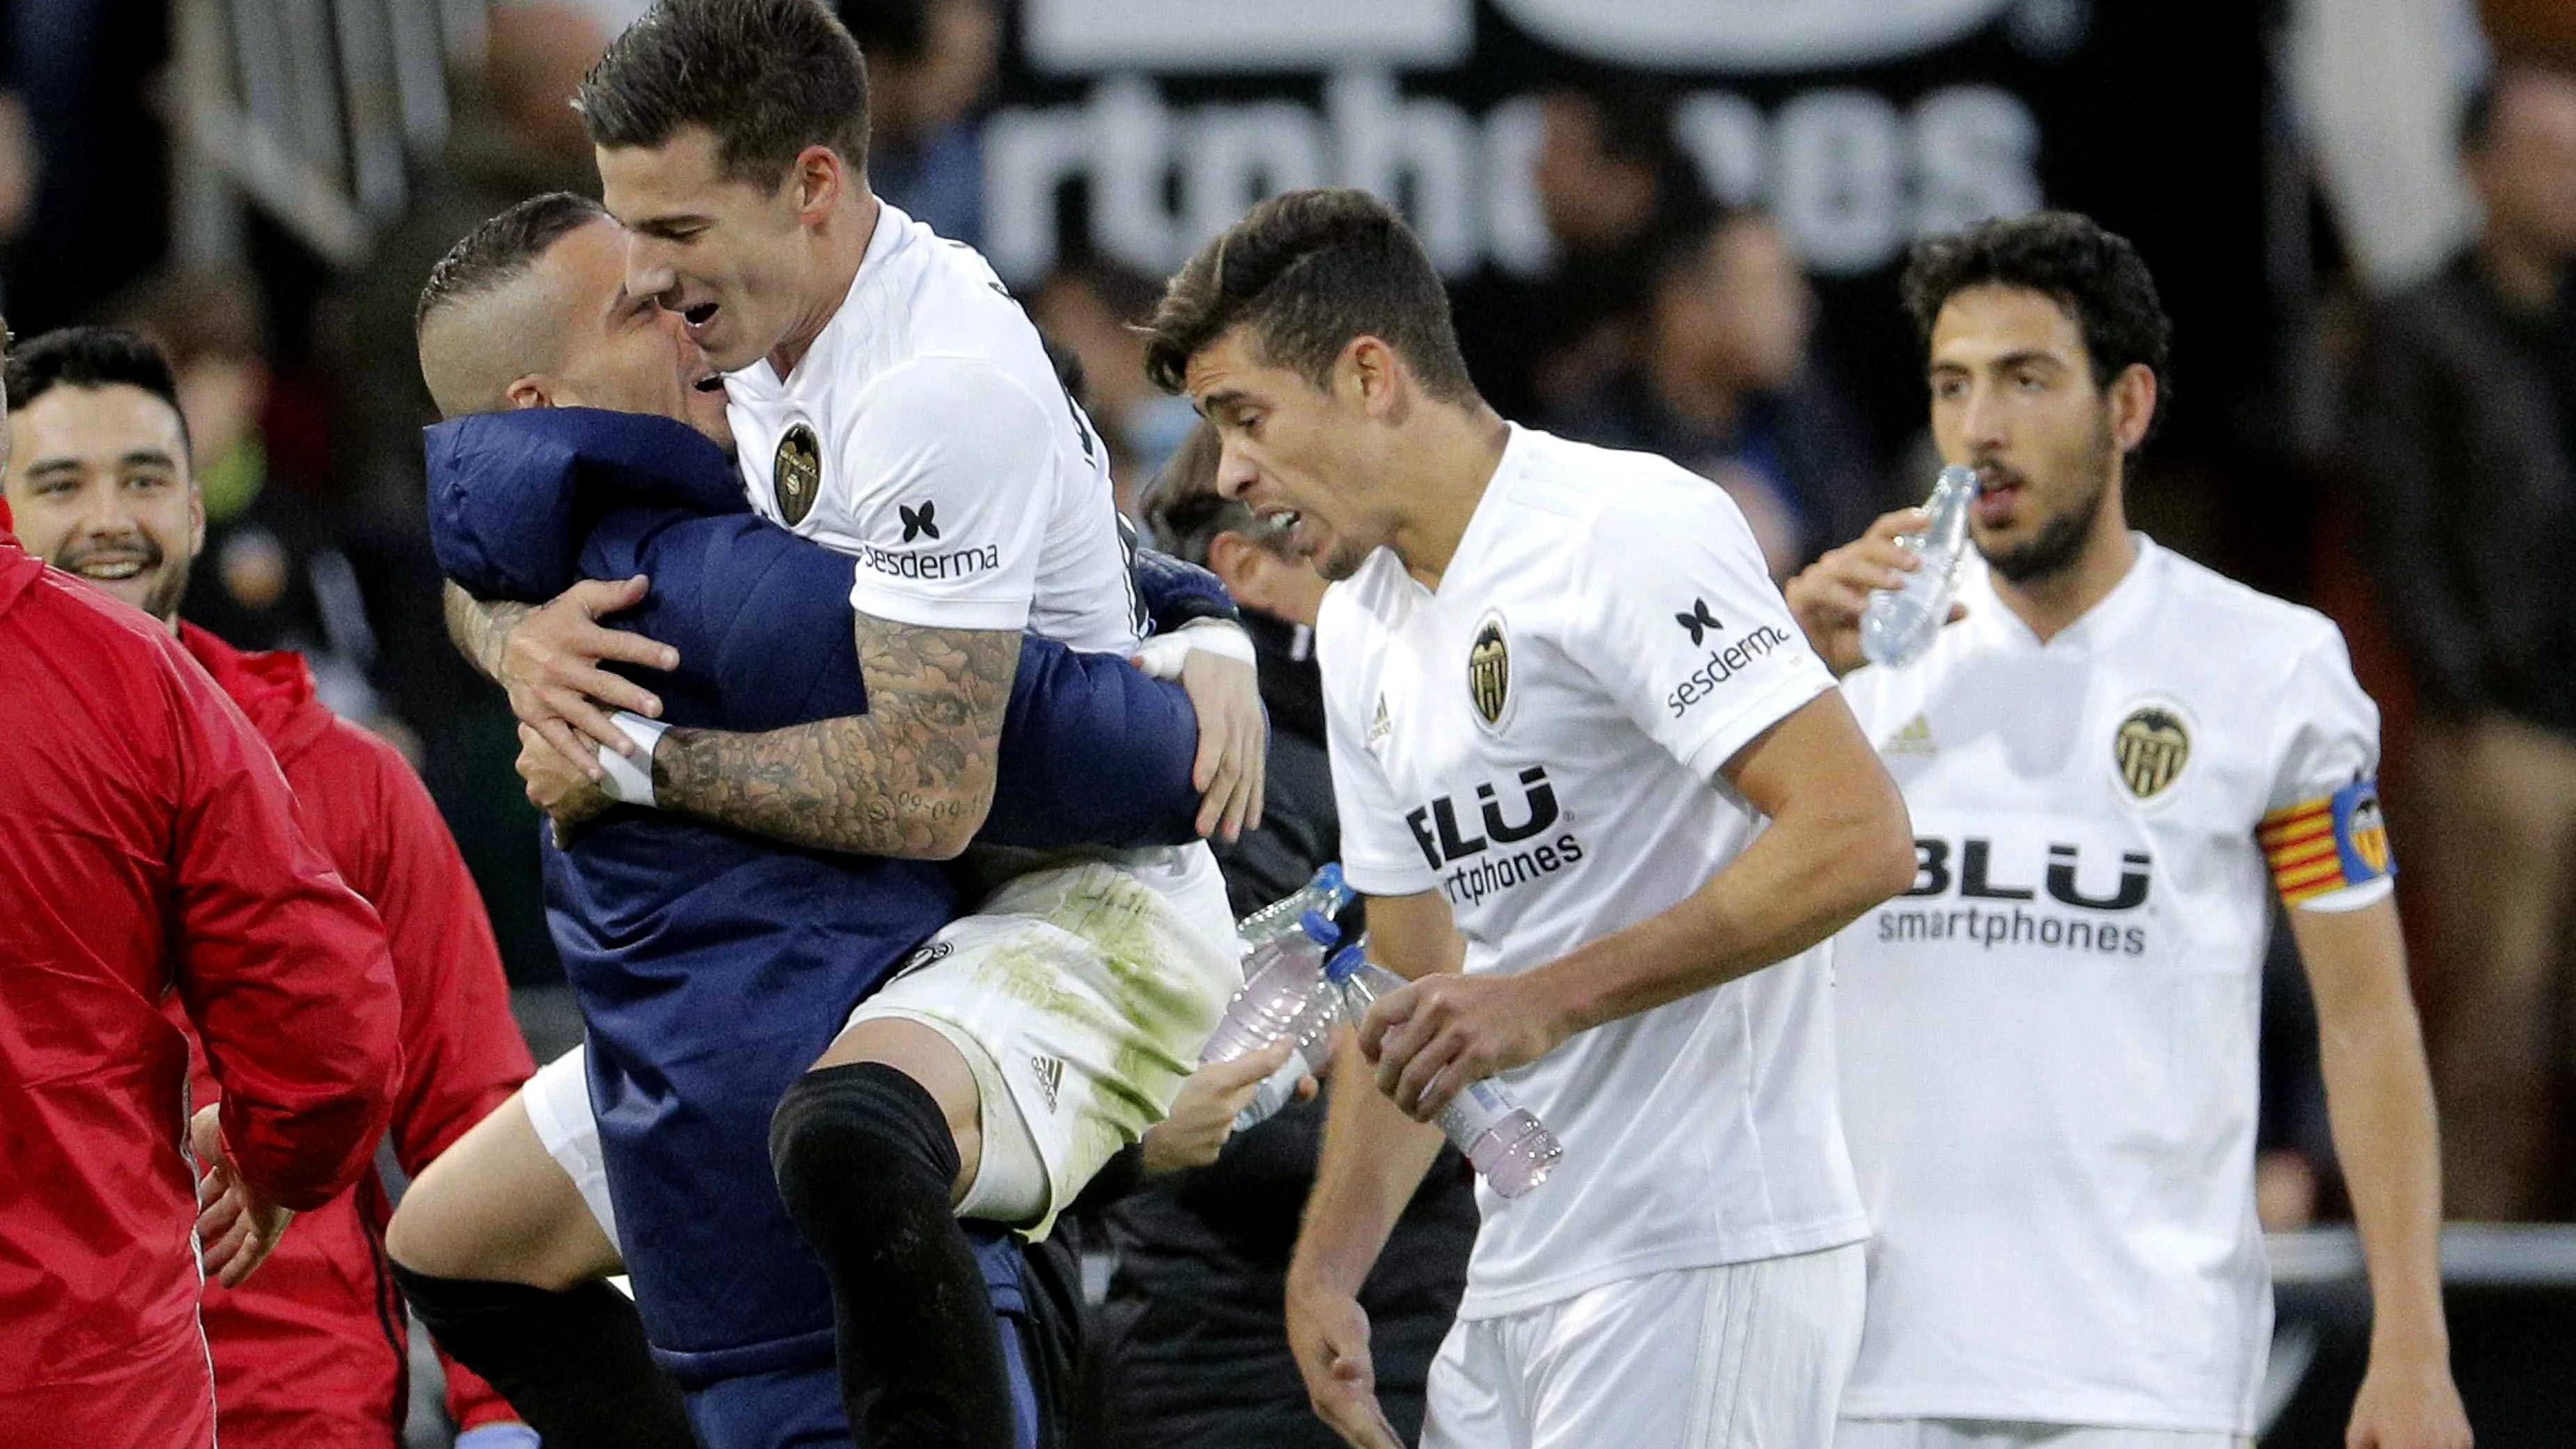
[{"xmin": 1029, "ymin": 1055, "xmax": 1066, "ymax": 1114}]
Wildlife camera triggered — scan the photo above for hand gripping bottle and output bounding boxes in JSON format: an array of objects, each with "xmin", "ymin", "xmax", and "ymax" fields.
[
  {"xmin": 1200, "ymin": 911, "xmax": 1344, "ymax": 1131},
  {"xmin": 1322, "ymin": 948, "xmax": 1562, "ymax": 1198},
  {"xmin": 1859, "ymin": 464, "xmax": 1979, "ymax": 668},
  {"xmin": 1233, "ymin": 863, "xmax": 1356, "ymax": 966}
]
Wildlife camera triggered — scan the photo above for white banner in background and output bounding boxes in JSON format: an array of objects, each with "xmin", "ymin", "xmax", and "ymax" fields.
[
  {"xmin": 1023, "ymin": 0, "xmax": 1474, "ymax": 72},
  {"xmin": 1492, "ymin": 0, "xmax": 2023, "ymax": 70}
]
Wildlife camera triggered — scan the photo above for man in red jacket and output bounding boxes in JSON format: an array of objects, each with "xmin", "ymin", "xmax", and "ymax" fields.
[
  {"xmin": 0, "ymin": 364, "xmax": 402, "ymax": 1449},
  {"xmin": 3, "ymin": 324, "xmax": 540, "ymax": 1447}
]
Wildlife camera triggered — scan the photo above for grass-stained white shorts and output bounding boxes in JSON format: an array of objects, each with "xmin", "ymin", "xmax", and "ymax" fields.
[{"xmin": 843, "ymin": 846, "xmax": 1239, "ymax": 1238}]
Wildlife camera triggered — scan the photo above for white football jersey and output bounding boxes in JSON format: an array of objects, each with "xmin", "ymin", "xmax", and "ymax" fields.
[
  {"xmin": 725, "ymin": 203, "xmax": 1146, "ymax": 655},
  {"xmin": 721, "ymin": 203, "xmax": 1219, "ymax": 933},
  {"xmin": 1834, "ymin": 538, "xmax": 2392, "ymax": 1434},
  {"xmin": 1319, "ymin": 425, "xmax": 1867, "ymax": 1321}
]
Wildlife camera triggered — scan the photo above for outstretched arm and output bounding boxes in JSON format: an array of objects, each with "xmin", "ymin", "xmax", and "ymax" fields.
[{"xmin": 645, "ymin": 611, "xmax": 1020, "ymax": 860}]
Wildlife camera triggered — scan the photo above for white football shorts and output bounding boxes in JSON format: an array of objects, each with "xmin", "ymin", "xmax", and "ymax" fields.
[
  {"xmin": 843, "ymin": 852, "xmax": 1239, "ymax": 1238},
  {"xmin": 1837, "ymin": 1422, "xmax": 2247, "ymax": 1449},
  {"xmin": 524, "ymin": 1043, "xmax": 620, "ymax": 1254},
  {"xmin": 1423, "ymin": 1242, "xmax": 1867, "ymax": 1449}
]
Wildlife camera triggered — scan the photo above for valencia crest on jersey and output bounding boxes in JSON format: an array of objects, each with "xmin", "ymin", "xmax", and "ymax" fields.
[{"xmin": 773, "ymin": 423, "xmax": 822, "ymax": 526}]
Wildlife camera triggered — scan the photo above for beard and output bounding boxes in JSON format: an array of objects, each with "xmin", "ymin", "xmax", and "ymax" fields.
[
  {"xmin": 1315, "ymin": 535, "xmax": 1374, "ymax": 583},
  {"xmin": 56, "ymin": 533, "xmax": 192, "ymax": 622},
  {"xmin": 1978, "ymin": 416, "xmax": 2117, "ymax": 586}
]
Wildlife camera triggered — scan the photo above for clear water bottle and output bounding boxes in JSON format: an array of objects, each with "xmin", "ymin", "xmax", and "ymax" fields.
[
  {"xmin": 1859, "ymin": 464, "xmax": 1979, "ymax": 668},
  {"xmin": 1234, "ymin": 864, "xmax": 1354, "ymax": 969},
  {"xmin": 1322, "ymin": 949, "xmax": 1562, "ymax": 1199},
  {"xmin": 1202, "ymin": 911, "xmax": 1344, "ymax": 1131}
]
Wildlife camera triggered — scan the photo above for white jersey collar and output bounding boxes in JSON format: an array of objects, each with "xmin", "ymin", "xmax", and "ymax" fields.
[{"xmin": 1963, "ymin": 531, "xmax": 2161, "ymax": 654}]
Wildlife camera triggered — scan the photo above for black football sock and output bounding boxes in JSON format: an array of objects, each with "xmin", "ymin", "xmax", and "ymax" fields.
[
  {"xmin": 389, "ymin": 1263, "xmax": 700, "ymax": 1449},
  {"xmin": 771, "ymin": 1061, "xmax": 1016, "ymax": 1449}
]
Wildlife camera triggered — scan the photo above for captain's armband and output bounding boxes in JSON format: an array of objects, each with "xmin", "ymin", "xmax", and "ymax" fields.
[{"xmin": 2258, "ymin": 778, "xmax": 2394, "ymax": 909}]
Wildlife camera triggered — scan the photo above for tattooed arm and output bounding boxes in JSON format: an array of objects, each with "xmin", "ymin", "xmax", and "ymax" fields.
[
  {"xmin": 443, "ymin": 581, "xmax": 531, "ymax": 682},
  {"xmin": 445, "ymin": 577, "xmax": 680, "ymax": 775},
  {"xmin": 647, "ymin": 611, "xmax": 1021, "ymax": 859}
]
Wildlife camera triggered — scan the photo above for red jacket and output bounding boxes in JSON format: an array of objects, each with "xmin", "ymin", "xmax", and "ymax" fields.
[
  {"xmin": 0, "ymin": 532, "xmax": 401, "ymax": 1449},
  {"xmin": 175, "ymin": 625, "xmax": 537, "ymax": 1444}
]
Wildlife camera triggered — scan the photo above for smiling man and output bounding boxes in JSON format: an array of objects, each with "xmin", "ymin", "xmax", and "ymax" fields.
[
  {"xmin": 0, "ymin": 327, "xmax": 401, "ymax": 1449},
  {"xmin": 1784, "ymin": 212, "xmax": 2469, "ymax": 1449},
  {"xmin": 1143, "ymin": 187, "xmax": 1917, "ymax": 1449},
  {"xmin": 3, "ymin": 326, "xmax": 540, "ymax": 1449}
]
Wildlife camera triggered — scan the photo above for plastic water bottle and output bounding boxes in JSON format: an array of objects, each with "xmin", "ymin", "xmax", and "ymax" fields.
[
  {"xmin": 1234, "ymin": 864, "xmax": 1355, "ymax": 967},
  {"xmin": 1202, "ymin": 911, "xmax": 1344, "ymax": 1131},
  {"xmin": 1859, "ymin": 464, "xmax": 1979, "ymax": 668},
  {"xmin": 1322, "ymin": 949, "xmax": 1562, "ymax": 1198}
]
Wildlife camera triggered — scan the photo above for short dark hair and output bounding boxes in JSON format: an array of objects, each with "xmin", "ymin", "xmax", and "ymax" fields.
[
  {"xmin": 1143, "ymin": 189, "xmax": 1477, "ymax": 403},
  {"xmin": 5, "ymin": 327, "xmax": 193, "ymax": 455},
  {"xmin": 1142, "ymin": 423, "xmax": 1266, "ymax": 567},
  {"xmin": 577, "ymin": 0, "xmax": 870, "ymax": 187},
  {"xmin": 416, "ymin": 191, "xmax": 611, "ymax": 336},
  {"xmin": 1900, "ymin": 211, "xmax": 2171, "ymax": 439}
]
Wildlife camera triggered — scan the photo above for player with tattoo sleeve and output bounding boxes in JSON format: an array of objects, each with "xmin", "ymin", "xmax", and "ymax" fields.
[{"xmin": 442, "ymin": 5, "xmax": 1257, "ymax": 1446}]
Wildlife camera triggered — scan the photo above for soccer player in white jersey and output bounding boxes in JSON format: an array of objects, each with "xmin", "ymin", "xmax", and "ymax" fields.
[
  {"xmin": 1141, "ymin": 187, "xmax": 1918, "ymax": 1449},
  {"xmin": 441, "ymin": 2, "xmax": 1264, "ymax": 1443},
  {"xmin": 1780, "ymin": 212, "xmax": 2472, "ymax": 1449}
]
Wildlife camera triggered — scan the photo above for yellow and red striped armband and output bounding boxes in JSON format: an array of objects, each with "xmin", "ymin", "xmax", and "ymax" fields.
[{"xmin": 2258, "ymin": 778, "xmax": 2395, "ymax": 905}]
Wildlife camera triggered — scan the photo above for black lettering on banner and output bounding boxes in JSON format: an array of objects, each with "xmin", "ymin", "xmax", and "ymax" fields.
[{"xmin": 1908, "ymin": 838, "xmax": 1951, "ymax": 897}]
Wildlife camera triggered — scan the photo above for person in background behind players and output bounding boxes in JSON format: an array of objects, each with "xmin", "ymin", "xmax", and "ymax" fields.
[
  {"xmin": 2348, "ymin": 60, "xmax": 2576, "ymax": 1221},
  {"xmin": 837, "ymin": 0, "xmax": 999, "ymax": 248},
  {"xmin": 1549, "ymin": 207, "xmax": 1887, "ymax": 579},
  {"xmin": 2, "ymin": 325, "xmax": 540, "ymax": 1449},
  {"xmin": 1783, "ymin": 211, "xmax": 2470, "ymax": 1449},
  {"xmin": 0, "ymin": 319, "xmax": 402, "ymax": 1449}
]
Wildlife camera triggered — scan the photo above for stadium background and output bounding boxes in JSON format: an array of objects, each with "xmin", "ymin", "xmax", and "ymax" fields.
[{"xmin": 1, "ymin": 0, "xmax": 2569, "ymax": 1443}]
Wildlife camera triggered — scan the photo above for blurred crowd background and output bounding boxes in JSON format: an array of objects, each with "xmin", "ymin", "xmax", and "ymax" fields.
[{"xmin": 6, "ymin": 0, "xmax": 2576, "ymax": 1439}]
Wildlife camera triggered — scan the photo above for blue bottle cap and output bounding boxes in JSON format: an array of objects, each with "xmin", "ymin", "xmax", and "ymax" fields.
[
  {"xmin": 1299, "ymin": 909, "xmax": 1342, "ymax": 946},
  {"xmin": 1313, "ymin": 862, "xmax": 1344, "ymax": 898},
  {"xmin": 1323, "ymin": 945, "xmax": 1367, "ymax": 983}
]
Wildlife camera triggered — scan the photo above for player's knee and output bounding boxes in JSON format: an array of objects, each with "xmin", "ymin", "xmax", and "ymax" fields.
[{"xmin": 770, "ymin": 1061, "xmax": 963, "ymax": 1226}]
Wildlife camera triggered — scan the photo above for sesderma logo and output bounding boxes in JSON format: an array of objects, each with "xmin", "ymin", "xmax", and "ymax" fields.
[
  {"xmin": 1674, "ymin": 598, "xmax": 1722, "ymax": 646},
  {"xmin": 1666, "ymin": 623, "xmax": 1793, "ymax": 718}
]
